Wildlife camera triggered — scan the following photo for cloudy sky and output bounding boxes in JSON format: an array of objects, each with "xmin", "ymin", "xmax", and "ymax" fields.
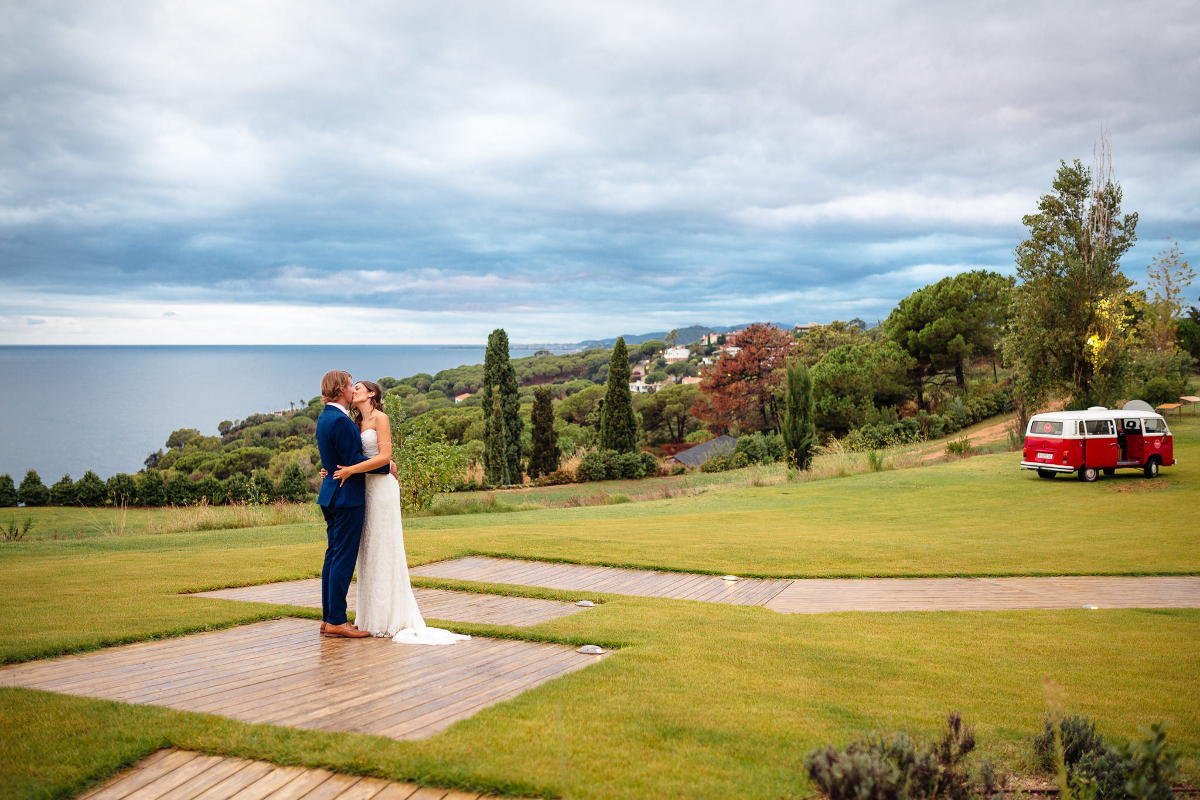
[{"xmin": 2, "ymin": 1, "xmax": 1197, "ymax": 344}]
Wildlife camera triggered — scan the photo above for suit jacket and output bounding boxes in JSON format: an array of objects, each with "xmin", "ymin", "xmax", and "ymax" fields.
[{"xmin": 315, "ymin": 406, "xmax": 390, "ymax": 508}]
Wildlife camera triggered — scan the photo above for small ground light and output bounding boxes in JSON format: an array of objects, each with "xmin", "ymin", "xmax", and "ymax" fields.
[
  {"xmin": 1082, "ymin": 604, "xmax": 1099, "ymax": 610},
  {"xmin": 577, "ymin": 645, "xmax": 605, "ymax": 655},
  {"xmin": 575, "ymin": 600, "xmax": 594, "ymax": 607},
  {"xmin": 721, "ymin": 575, "xmax": 739, "ymax": 581}
]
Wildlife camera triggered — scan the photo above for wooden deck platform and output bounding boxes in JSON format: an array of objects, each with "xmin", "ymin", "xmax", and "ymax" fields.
[
  {"xmin": 409, "ymin": 556, "xmax": 792, "ymax": 605},
  {"xmin": 192, "ymin": 580, "xmax": 586, "ymax": 627},
  {"xmin": 410, "ymin": 557, "xmax": 1200, "ymax": 613},
  {"xmin": 78, "ymin": 748, "xmax": 519, "ymax": 800},
  {"xmin": 0, "ymin": 619, "xmax": 607, "ymax": 741}
]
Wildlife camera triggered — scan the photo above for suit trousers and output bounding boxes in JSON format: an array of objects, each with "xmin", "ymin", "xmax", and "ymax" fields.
[{"xmin": 321, "ymin": 504, "xmax": 365, "ymax": 625}]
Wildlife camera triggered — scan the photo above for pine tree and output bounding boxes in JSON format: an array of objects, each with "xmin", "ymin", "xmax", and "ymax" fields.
[
  {"xmin": 49, "ymin": 474, "xmax": 78, "ymax": 506},
  {"xmin": 18, "ymin": 469, "xmax": 49, "ymax": 507},
  {"xmin": 277, "ymin": 462, "xmax": 310, "ymax": 502},
  {"xmin": 599, "ymin": 337, "xmax": 638, "ymax": 453},
  {"xmin": 780, "ymin": 361, "xmax": 819, "ymax": 470},
  {"xmin": 76, "ymin": 470, "xmax": 108, "ymax": 507},
  {"xmin": 482, "ymin": 328, "xmax": 524, "ymax": 485},
  {"xmin": 528, "ymin": 386, "xmax": 560, "ymax": 478},
  {"xmin": 0, "ymin": 474, "xmax": 17, "ymax": 507}
]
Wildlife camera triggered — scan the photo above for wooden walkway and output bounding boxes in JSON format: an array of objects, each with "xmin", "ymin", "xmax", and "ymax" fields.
[
  {"xmin": 409, "ymin": 557, "xmax": 792, "ymax": 605},
  {"xmin": 192, "ymin": 580, "xmax": 586, "ymax": 627},
  {"xmin": 410, "ymin": 557, "xmax": 1200, "ymax": 613},
  {"xmin": 0, "ymin": 619, "xmax": 607, "ymax": 741},
  {"xmin": 79, "ymin": 748, "xmax": 518, "ymax": 800}
]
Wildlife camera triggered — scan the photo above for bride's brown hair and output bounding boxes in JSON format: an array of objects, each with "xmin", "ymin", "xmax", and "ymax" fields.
[{"xmin": 350, "ymin": 380, "xmax": 385, "ymax": 424}]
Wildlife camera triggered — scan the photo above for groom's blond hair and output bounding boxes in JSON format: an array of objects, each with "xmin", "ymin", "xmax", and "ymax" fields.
[{"xmin": 321, "ymin": 370, "xmax": 353, "ymax": 403}]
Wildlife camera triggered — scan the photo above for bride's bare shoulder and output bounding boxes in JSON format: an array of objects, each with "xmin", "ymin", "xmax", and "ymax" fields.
[{"xmin": 369, "ymin": 410, "xmax": 391, "ymax": 431}]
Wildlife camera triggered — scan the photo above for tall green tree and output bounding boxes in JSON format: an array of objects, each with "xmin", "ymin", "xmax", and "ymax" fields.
[
  {"xmin": 780, "ymin": 361, "xmax": 818, "ymax": 470},
  {"xmin": 49, "ymin": 474, "xmax": 78, "ymax": 506},
  {"xmin": 1007, "ymin": 153, "xmax": 1138, "ymax": 413},
  {"xmin": 137, "ymin": 469, "xmax": 167, "ymax": 507},
  {"xmin": 599, "ymin": 337, "xmax": 638, "ymax": 453},
  {"xmin": 0, "ymin": 474, "xmax": 17, "ymax": 507},
  {"xmin": 810, "ymin": 341, "xmax": 912, "ymax": 435},
  {"xmin": 482, "ymin": 328, "xmax": 523, "ymax": 484},
  {"xmin": 884, "ymin": 270, "xmax": 1013, "ymax": 406},
  {"xmin": 528, "ymin": 387, "xmax": 560, "ymax": 478},
  {"xmin": 76, "ymin": 470, "xmax": 108, "ymax": 507},
  {"xmin": 18, "ymin": 470, "xmax": 49, "ymax": 507},
  {"xmin": 637, "ymin": 383, "xmax": 701, "ymax": 443},
  {"xmin": 106, "ymin": 473, "xmax": 136, "ymax": 506}
]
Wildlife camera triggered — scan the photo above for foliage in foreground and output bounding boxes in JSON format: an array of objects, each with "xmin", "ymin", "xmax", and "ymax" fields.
[
  {"xmin": 1033, "ymin": 714, "xmax": 1179, "ymax": 800},
  {"xmin": 383, "ymin": 395, "xmax": 468, "ymax": 511}
]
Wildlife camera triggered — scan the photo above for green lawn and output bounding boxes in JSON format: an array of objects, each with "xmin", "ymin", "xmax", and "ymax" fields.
[{"xmin": 3, "ymin": 416, "xmax": 1199, "ymax": 799}]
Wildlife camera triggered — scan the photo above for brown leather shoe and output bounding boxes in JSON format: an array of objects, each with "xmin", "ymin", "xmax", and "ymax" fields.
[{"xmin": 322, "ymin": 622, "xmax": 370, "ymax": 638}]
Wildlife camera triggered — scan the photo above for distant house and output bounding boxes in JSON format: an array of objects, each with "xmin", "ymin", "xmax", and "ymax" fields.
[
  {"xmin": 454, "ymin": 393, "xmax": 472, "ymax": 403},
  {"xmin": 665, "ymin": 435, "xmax": 737, "ymax": 468},
  {"xmin": 794, "ymin": 322, "xmax": 818, "ymax": 334},
  {"xmin": 720, "ymin": 345, "xmax": 741, "ymax": 356},
  {"xmin": 681, "ymin": 376, "xmax": 702, "ymax": 385},
  {"xmin": 700, "ymin": 333, "xmax": 721, "ymax": 345},
  {"xmin": 631, "ymin": 359, "xmax": 649, "ymax": 379},
  {"xmin": 629, "ymin": 378, "xmax": 669, "ymax": 394},
  {"xmin": 664, "ymin": 346, "xmax": 690, "ymax": 363}
]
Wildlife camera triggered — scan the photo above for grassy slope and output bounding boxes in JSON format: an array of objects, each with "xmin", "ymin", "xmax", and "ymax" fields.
[{"xmin": 2, "ymin": 417, "xmax": 1199, "ymax": 799}]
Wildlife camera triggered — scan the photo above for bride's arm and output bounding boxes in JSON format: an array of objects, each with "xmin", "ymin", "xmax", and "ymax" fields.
[{"xmin": 332, "ymin": 416, "xmax": 394, "ymax": 481}]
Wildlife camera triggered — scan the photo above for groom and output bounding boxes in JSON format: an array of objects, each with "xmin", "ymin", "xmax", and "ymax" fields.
[{"xmin": 315, "ymin": 370, "xmax": 393, "ymax": 638}]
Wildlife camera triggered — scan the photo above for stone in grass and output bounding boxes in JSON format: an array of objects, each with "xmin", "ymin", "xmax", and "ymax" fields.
[
  {"xmin": 577, "ymin": 645, "xmax": 605, "ymax": 655},
  {"xmin": 575, "ymin": 600, "xmax": 595, "ymax": 607}
]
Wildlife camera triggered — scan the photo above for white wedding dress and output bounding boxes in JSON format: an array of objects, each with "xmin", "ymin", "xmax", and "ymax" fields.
[{"xmin": 355, "ymin": 429, "xmax": 470, "ymax": 646}]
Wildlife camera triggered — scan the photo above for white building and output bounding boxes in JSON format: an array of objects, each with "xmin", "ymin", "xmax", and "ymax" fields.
[{"xmin": 664, "ymin": 346, "xmax": 690, "ymax": 363}]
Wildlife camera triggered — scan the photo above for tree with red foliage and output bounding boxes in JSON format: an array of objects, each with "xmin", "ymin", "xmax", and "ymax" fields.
[{"xmin": 692, "ymin": 323, "xmax": 796, "ymax": 433}]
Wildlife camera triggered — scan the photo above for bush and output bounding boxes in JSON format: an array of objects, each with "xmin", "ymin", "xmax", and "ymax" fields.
[
  {"xmin": 700, "ymin": 455, "xmax": 732, "ymax": 473},
  {"xmin": 167, "ymin": 473, "xmax": 195, "ymax": 506},
  {"xmin": 734, "ymin": 432, "xmax": 786, "ymax": 464},
  {"xmin": 944, "ymin": 436, "xmax": 972, "ymax": 458},
  {"xmin": 106, "ymin": 473, "xmax": 136, "ymax": 506},
  {"xmin": 1121, "ymin": 723, "xmax": 1177, "ymax": 800},
  {"xmin": 18, "ymin": 470, "xmax": 49, "ymax": 507},
  {"xmin": 249, "ymin": 469, "xmax": 276, "ymax": 504},
  {"xmin": 639, "ymin": 451, "xmax": 661, "ymax": 477},
  {"xmin": 1033, "ymin": 713, "xmax": 1106, "ymax": 773},
  {"xmin": 1134, "ymin": 376, "xmax": 1187, "ymax": 408},
  {"xmin": 575, "ymin": 450, "xmax": 611, "ymax": 482},
  {"xmin": 276, "ymin": 462, "xmax": 309, "ymax": 502},
  {"xmin": 222, "ymin": 473, "xmax": 251, "ymax": 504},
  {"xmin": 49, "ymin": 474, "xmax": 78, "ymax": 506},
  {"xmin": 684, "ymin": 429, "xmax": 714, "ymax": 444},
  {"xmin": 0, "ymin": 474, "xmax": 16, "ymax": 507},
  {"xmin": 137, "ymin": 470, "xmax": 167, "ymax": 507},
  {"xmin": 805, "ymin": 712, "xmax": 994, "ymax": 800},
  {"xmin": 669, "ymin": 464, "xmax": 688, "ymax": 476},
  {"xmin": 76, "ymin": 470, "xmax": 108, "ymax": 507},
  {"xmin": 535, "ymin": 469, "xmax": 575, "ymax": 486}
]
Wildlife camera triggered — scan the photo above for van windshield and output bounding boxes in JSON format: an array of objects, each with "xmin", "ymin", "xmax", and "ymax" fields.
[{"xmin": 1029, "ymin": 420, "xmax": 1063, "ymax": 436}]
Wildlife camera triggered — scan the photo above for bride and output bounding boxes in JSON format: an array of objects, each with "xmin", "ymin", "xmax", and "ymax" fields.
[{"xmin": 328, "ymin": 380, "xmax": 469, "ymax": 646}]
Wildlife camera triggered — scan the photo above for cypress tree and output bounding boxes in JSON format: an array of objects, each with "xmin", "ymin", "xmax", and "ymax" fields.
[
  {"xmin": 0, "ymin": 474, "xmax": 17, "ymax": 507},
  {"xmin": 599, "ymin": 337, "xmax": 638, "ymax": 453},
  {"xmin": 781, "ymin": 361, "xmax": 818, "ymax": 470},
  {"xmin": 528, "ymin": 386, "xmax": 560, "ymax": 479},
  {"xmin": 482, "ymin": 328, "xmax": 524, "ymax": 484},
  {"xmin": 18, "ymin": 469, "xmax": 49, "ymax": 507}
]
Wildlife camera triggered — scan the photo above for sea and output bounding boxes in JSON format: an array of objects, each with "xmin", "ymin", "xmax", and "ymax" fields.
[{"xmin": 0, "ymin": 345, "xmax": 577, "ymax": 481}]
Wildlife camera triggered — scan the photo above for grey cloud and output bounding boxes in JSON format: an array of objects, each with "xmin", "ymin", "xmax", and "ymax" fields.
[{"xmin": 1, "ymin": 1, "xmax": 1198, "ymax": 340}]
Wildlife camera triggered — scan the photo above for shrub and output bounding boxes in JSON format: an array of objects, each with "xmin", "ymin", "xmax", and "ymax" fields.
[
  {"xmin": 1033, "ymin": 713, "xmax": 1106, "ymax": 773},
  {"xmin": 576, "ymin": 450, "xmax": 613, "ymax": 482},
  {"xmin": 167, "ymin": 473, "xmax": 195, "ymax": 506},
  {"xmin": 535, "ymin": 469, "xmax": 574, "ymax": 486},
  {"xmin": 867, "ymin": 450, "xmax": 885, "ymax": 472},
  {"xmin": 18, "ymin": 470, "xmax": 49, "ymax": 507},
  {"xmin": 276, "ymin": 462, "xmax": 309, "ymax": 502},
  {"xmin": 700, "ymin": 455, "xmax": 732, "ymax": 473},
  {"xmin": 614, "ymin": 451, "xmax": 646, "ymax": 479},
  {"xmin": 48, "ymin": 474, "xmax": 78, "ymax": 506},
  {"xmin": 731, "ymin": 451, "xmax": 750, "ymax": 469},
  {"xmin": 944, "ymin": 437, "xmax": 972, "ymax": 458},
  {"xmin": 249, "ymin": 469, "xmax": 276, "ymax": 504},
  {"xmin": 684, "ymin": 429, "xmax": 714, "ymax": 444},
  {"xmin": 1134, "ymin": 376, "xmax": 1187, "ymax": 408},
  {"xmin": 805, "ymin": 712, "xmax": 994, "ymax": 800},
  {"xmin": 222, "ymin": 473, "xmax": 251, "ymax": 504},
  {"xmin": 137, "ymin": 470, "xmax": 167, "ymax": 507},
  {"xmin": 76, "ymin": 470, "xmax": 108, "ymax": 507},
  {"xmin": 0, "ymin": 474, "xmax": 16, "ymax": 507},
  {"xmin": 1121, "ymin": 723, "xmax": 1177, "ymax": 800},
  {"xmin": 2, "ymin": 517, "xmax": 34, "ymax": 542},
  {"xmin": 639, "ymin": 451, "xmax": 661, "ymax": 476},
  {"xmin": 669, "ymin": 464, "xmax": 688, "ymax": 476},
  {"xmin": 106, "ymin": 473, "xmax": 136, "ymax": 506}
]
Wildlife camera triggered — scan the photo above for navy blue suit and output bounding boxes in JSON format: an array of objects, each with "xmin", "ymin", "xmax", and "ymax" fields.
[{"xmin": 315, "ymin": 405, "xmax": 390, "ymax": 625}]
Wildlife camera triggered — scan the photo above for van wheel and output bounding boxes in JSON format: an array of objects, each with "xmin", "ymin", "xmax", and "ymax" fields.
[
  {"xmin": 1078, "ymin": 466, "xmax": 1099, "ymax": 482},
  {"xmin": 1103, "ymin": 468, "xmax": 1115, "ymax": 476},
  {"xmin": 1037, "ymin": 469, "xmax": 1058, "ymax": 479},
  {"xmin": 1144, "ymin": 458, "xmax": 1160, "ymax": 479}
]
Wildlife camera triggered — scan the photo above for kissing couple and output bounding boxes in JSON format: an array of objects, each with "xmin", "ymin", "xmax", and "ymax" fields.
[{"xmin": 314, "ymin": 369, "xmax": 469, "ymax": 645}]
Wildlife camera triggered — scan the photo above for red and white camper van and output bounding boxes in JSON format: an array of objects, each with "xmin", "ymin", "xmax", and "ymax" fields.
[{"xmin": 1021, "ymin": 406, "xmax": 1175, "ymax": 482}]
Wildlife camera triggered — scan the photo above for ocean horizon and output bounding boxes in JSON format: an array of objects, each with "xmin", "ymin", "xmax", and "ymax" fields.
[{"xmin": 0, "ymin": 344, "xmax": 576, "ymax": 481}]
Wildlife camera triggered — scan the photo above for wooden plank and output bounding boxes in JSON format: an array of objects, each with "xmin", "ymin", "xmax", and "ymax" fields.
[
  {"xmin": 190, "ymin": 760, "xmax": 276, "ymax": 800},
  {"xmin": 225, "ymin": 766, "xmax": 312, "ymax": 800},
  {"xmin": 330, "ymin": 777, "xmax": 393, "ymax": 800},
  {"xmin": 83, "ymin": 750, "xmax": 199, "ymax": 800},
  {"xmin": 155, "ymin": 757, "xmax": 253, "ymax": 800},
  {"xmin": 121, "ymin": 755, "xmax": 226, "ymax": 800}
]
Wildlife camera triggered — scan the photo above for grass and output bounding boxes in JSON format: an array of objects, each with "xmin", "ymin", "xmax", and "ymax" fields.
[{"xmin": 2, "ymin": 415, "xmax": 1199, "ymax": 798}]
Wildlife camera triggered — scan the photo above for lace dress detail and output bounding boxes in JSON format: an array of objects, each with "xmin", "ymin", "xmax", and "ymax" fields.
[{"xmin": 355, "ymin": 429, "xmax": 470, "ymax": 646}]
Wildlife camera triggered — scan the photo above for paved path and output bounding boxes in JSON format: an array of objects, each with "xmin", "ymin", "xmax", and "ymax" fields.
[
  {"xmin": 79, "ymin": 748, "xmax": 517, "ymax": 800},
  {"xmin": 410, "ymin": 556, "xmax": 792, "ymax": 605},
  {"xmin": 192, "ymin": 580, "xmax": 586, "ymax": 627},
  {"xmin": 410, "ymin": 557, "xmax": 1200, "ymax": 613},
  {"xmin": 0, "ymin": 618, "xmax": 607, "ymax": 741}
]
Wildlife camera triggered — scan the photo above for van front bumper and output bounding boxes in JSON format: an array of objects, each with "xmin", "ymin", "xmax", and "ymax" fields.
[{"xmin": 1020, "ymin": 461, "xmax": 1074, "ymax": 473}]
